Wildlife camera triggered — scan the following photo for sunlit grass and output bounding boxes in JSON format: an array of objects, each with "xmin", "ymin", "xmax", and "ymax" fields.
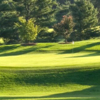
[
  {"xmin": 0, "ymin": 52, "xmax": 100, "ymax": 68},
  {"xmin": 0, "ymin": 39, "xmax": 100, "ymax": 68},
  {"xmin": 0, "ymin": 38, "xmax": 100, "ymax": 99}
]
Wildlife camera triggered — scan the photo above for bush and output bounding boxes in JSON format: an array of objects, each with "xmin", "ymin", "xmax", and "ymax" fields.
[{"xmin": 15, "ymin": 17, "xmax": 41, "ymax": 43}]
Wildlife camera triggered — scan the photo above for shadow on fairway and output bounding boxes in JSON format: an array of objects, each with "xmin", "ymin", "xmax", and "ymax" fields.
[
  {"xmin": 1, "ymin": 67, "xmax": 100, "ymax": 86},
  {"xmin": 67, "ymin": 50, "xmax": 100, "ymax": 58},
  {"xmin": 60, "ymin": 42, "xmax": 100, "ymax": 58},
  {"xmin": 0, "ymin": 42, "xmax": 100, "ymax": 57},
  {"xmin": 0, "ymin": 87, "xmax": 99, "ymax": 100},
  {"xmin": 0, "ymin": 45, "xmax": 53, "ymax": 57},
  {"xmin": 42, "ymin": 86, "xmax": 100, "ymax": 98},
  {"xmin": 0, "ymin": 68, "xmax": 100, "ymax": 100},
  {"xmin": 0, "ymin": 97, "xmax": 97, "ymax": 100},
  {"xmin": 0, "ymin": 45, "xmax": 20, "ymax": 53},
  {"xmin": 60, "ymin": 42, "xmax": 100, "ymax": 54}
]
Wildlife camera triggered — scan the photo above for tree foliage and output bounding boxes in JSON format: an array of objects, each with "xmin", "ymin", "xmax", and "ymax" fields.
[
  {"xmin": 13, "ymin": 0, "xmax": 57, "ymax": 27},
  {"xmin": 0, "ymin": 0, "xmax": 18, "ymax": 43},
  {"xmin": 15, "ymin": 17, "xmax": 41, "ymax": 43},
  {"xmin": 91, "ymin": 0, "xmax": 100, "ymax": 22},
  {"xmin": 55, "ymin": 0, "xmax": 70, "ymax": 23},
  {"xmin": 53, "ymin": 16, "xmax": 74, "ymax": 42},
  {"xmin": 84, "ymin": 26, "xmax": 100, "ymax": 38},
  {"xmin": 0, "ymin": 0, "xmax": 100, "ymax": 43},
  {"xmin": 70, "ymin": 0, "xmax": 98, "ymax": 39}
]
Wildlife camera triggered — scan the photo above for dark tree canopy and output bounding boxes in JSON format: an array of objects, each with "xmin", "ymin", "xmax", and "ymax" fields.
[
  {"xmin": 53, "ymin": 15, "xmax": 74, "ymax": 43},
  {"xmin": 55, "ymin": 0, "xmax": 70, "ymax": 23},
  {"xmin": 0, "ymin": 0, "xmax": 100, "ymax": 43},
  {"xmin": 91, "ymin": 0, "xmax": 100, "ymax": 22},
  {"xmin": 70, "ymin": 0, "xmax": 98, "ymax": 39},
  {"xmin": 0, "ymin": 0, "xmax": 18, "ymax": 42},
  {"xmin": 13, "ymin": 0, "xmax": 57, "ymax": 27}
]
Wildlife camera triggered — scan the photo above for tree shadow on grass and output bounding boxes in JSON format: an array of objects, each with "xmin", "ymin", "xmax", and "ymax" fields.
[
  {"xmin": 43, "ymin": 86, "xmax": 100, "ymax": 98},
  {"xmin": 0, "ymin": 68, "xmax": 100, "ymax": 99},
  {"xmin": 67, "ymin": 50, "xmax": 100, "ymax": 58},
  {"xmin": 0, "ymin": 86, "xmax": 99, "ymax": 100},
  {"xmin": 1, "ymin": 67, "xmax": 100, "ymax": 86},
  {"xmin": 59, "ymin": 42, "xmax": 100, "ymax": 54},
  {"xmin": 0, "ymin": 96, "xmax": 98, "ymax": 100},
  {"xmin": 59, "ymin": 42, "xmax": 100, "ymax": 58},
  {"xmin": 0, "ymin": 45, "xmax": 20, "ymax": 53},
  {"xmin": 0, "ymin": 45, "xmax": 53, "ymax": 57}
]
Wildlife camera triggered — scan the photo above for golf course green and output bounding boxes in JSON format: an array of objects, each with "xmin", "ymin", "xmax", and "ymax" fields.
[{"xmin": 0, "ymin": 38, "xmax": 100, "ymax": 100}]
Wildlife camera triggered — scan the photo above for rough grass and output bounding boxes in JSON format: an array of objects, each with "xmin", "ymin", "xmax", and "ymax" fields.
[{"xmin": 0, "ymin": 38, "xmax": 100, "ymax": 100}]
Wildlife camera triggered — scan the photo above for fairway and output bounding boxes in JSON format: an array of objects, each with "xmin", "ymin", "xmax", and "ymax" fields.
[
  {"xmin": 0, "ymin": 52, "xmax": 100, "ymax": 68},
  {"xmin": 0, "ymin": 39, "xmax": 100, "ymax": 100}
]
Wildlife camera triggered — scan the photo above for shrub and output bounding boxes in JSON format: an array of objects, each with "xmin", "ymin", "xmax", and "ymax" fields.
[{"xmin": 15, "ymin": 17, "xmax": 41, "ymax": 43}]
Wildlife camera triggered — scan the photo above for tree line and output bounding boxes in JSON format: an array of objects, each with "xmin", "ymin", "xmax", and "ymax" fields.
[{"xmin": 0, "ymin": 0, "xmax": 100, "ymax": 44}]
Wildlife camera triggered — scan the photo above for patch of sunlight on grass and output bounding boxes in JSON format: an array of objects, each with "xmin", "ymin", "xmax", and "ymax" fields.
[
  {"xmin": 0, "ymin": 52, "xmax": 100, "ymax": 68},
  {"xmin": 0, "ymin": 84, "xmax": 92, "ymax": 96}
]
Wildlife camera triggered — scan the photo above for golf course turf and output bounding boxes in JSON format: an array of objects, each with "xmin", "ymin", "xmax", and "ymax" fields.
[{"xmin": 0, "ymin": 39, "xmax": 100, "ymax": 100}]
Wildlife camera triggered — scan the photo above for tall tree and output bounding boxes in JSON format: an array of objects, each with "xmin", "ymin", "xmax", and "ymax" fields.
[
  {"xmin": 91, "ymin": 0, "xmax": 100, "ymax": 22},
  {"xmin": 13, "ymin": 0, "xmax": 57, "ymax": 27},
  {"xmin": 70, "ymin": 0, "xmax": 98, "ymax": 39},
  {"xmin": 0, "ymin": 0, "xmax": 18, "ymax": 43},
  {"xmin": 53, "ymin": 16, "xmax": 74, "ymax": 43},
  {"xmin": 55, "ymin": 0, "xmax": 70, "ymax": 23}
]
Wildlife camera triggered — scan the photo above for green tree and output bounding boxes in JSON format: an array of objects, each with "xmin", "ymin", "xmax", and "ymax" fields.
[
  {"xmin": 13, "ymin": 0, "xmax": 57, "ymax": 27},
  {"xmin": 15, "ymin": 17, "xmax": 41, "ymax": 43},
  {"xmin": 55, "ymin": 0, "xmax": 70, "ymax": 23},
  {"xmin": 70, "ymin": 0, "xmax": 98, "ymax": 39},
  {"xmin": 91, "ymin": 0, "xmax": 100, "ymax": 22},
  {"xmin": 53, "ymin": 16, "xmax": 74, "ymax": 43},
  {"xmin": 57, "ymin": 0, "xmax": 74, "ymax": 4},
  {"xmin": 0, "ymin": 0, "xmax": 18, "ymax": 43}
]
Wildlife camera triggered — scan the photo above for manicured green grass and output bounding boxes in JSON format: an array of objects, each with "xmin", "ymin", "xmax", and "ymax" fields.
[
  {"xmin": 0, "ymin": 52, "xmax": 100, "ymax": 68},
  {"xmin": 0, "ymin": 39, "xmax": 100, "ymax": 68},
  {"xmin": 0, "ymin": 38, "xmax": 100, "ymax": 100},
  {"xmin": 1, "ymin": 67, "xmax": 100, "ymax": 100}
]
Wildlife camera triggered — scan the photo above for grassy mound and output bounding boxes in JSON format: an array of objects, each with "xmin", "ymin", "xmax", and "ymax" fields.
[{"xmin": 0, "ymin": 38, "xmax": 100, "ymax": 99}]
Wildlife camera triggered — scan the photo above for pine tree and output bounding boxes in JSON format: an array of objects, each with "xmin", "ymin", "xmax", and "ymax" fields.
[
  {"xmin": 70, "ymin": 0, "xmax": 98, "ymax": 39},
  {"xmin": 13, "ymin": 0, "xmax": 57, "ymax": 27},
  {"xmin": 91, "ymin": 0, "xmax": 100, "ymax": 22},
  {"xmin": 0, "ymin": 0, "xmax": 18, "ymax": 43},
  {"xmin": 55, "ymin": 0, "xmax": 70, "ymax": 23}
]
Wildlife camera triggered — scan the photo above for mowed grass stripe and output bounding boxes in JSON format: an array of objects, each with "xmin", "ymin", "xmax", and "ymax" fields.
[
  {"xmin": 0, "ymin": 53, "xmax": 100, "ymax": 68},
  {"xmin": 0, "ymin": 67, "xmax": 100, "ymax": 98},
  {"xmin": 0, "ymin": 38, "xmax": 100, "ymax": 99},
  {"xmin": 0, "ymin": 39, "xmax": 100, "ymax": 68}
]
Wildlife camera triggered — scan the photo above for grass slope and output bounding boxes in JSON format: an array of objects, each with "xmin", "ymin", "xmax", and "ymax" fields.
[{"xmin": 0, "ymin": 39, "xmax": 100, "ymax": 100}]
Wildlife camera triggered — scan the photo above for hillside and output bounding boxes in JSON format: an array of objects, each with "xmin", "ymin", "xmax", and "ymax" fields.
[{"xmin": 0, "ymin": 39, "xmax": 100, "ymax": 100}]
